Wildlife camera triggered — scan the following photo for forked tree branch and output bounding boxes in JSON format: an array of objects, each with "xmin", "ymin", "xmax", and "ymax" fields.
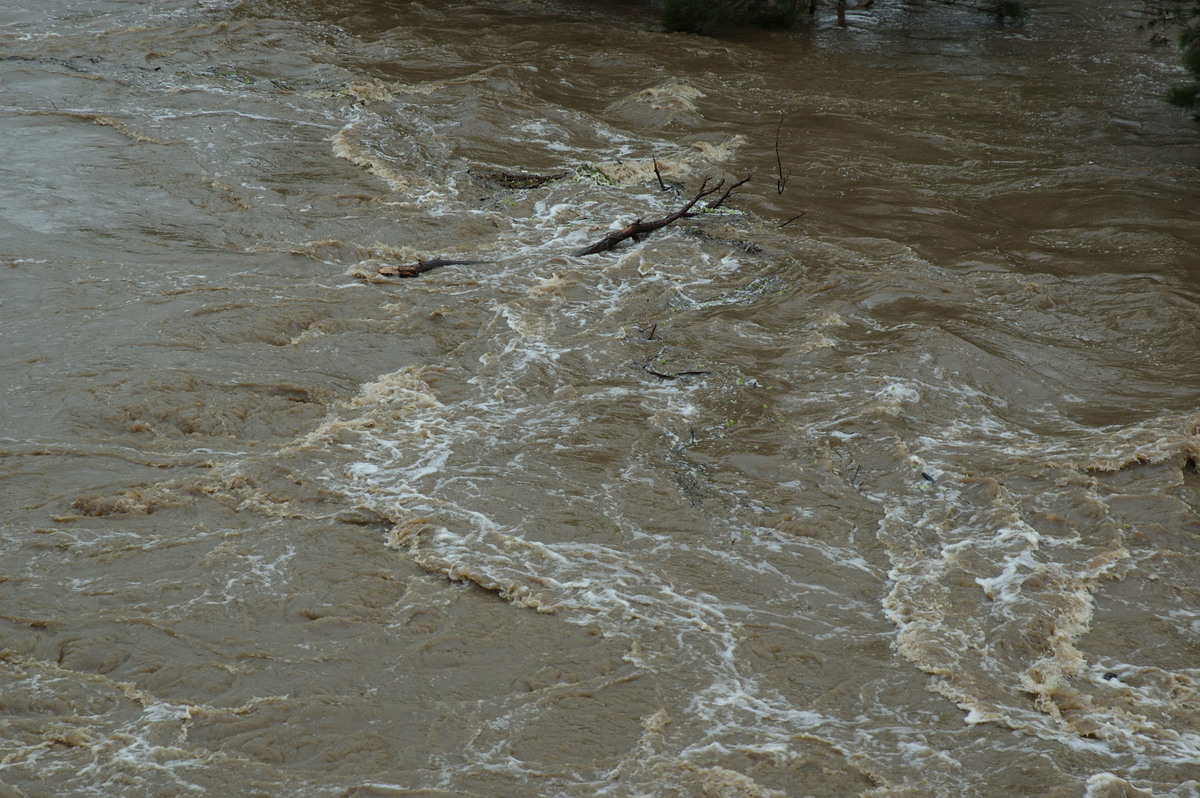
[{"xmin": 574, "ymin": 177, "xmax": 725, "ymax": 257}]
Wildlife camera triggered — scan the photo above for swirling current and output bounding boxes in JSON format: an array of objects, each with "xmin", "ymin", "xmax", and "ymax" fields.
[{"xmin": 2, "ymin": 0, "xmax": 1199, "ymax": 795}]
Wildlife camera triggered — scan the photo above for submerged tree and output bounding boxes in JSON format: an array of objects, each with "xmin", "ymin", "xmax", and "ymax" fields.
[
  {"xmin": 660, "ymin": 0, "xmax": 1025, "ymax": 32},
  {"xmin": 924, "ymin": 0, "xmax": 1026, "ymax": 23},
  {"xmin": 662, "ymin": 0, "xmax": 803, "ymax": 33}
]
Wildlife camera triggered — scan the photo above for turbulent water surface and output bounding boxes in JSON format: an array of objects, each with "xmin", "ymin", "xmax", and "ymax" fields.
[{"xmin": 2, "ymin": 0, "xmax": 1199, "ymax": 795}]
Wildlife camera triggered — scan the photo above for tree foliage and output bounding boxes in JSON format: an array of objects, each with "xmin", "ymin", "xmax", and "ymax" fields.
[{"xmin": 1141, "ymin": 0, "xmax": 1200, "ymax": 119}]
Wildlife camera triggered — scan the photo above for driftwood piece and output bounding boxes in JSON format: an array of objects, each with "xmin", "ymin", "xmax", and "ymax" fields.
[
  {"xmin": 574, "ymin": 177, "xmax": 724, "ymax": 257},
  {"xmin": 378, "ymin": 258, "xmax": 486, "ymax": 278},
  {"xmin": 641, "ymin": 364, "xmax": 713, "ymax": 380}
]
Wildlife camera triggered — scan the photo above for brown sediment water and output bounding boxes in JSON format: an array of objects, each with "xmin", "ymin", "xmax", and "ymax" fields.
[{"xmin": 2, "ymin": 1, "xmax": 1199, "ymax": 795}]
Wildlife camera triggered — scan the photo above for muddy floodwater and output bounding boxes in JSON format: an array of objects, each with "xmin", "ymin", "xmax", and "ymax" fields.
[{"xmin": 2, "ymin": 0, "xmax": 1199, "ymax": 795}]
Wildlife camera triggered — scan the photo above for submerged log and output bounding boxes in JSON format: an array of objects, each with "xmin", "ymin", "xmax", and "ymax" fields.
[
  {"xmin": 377, "ymin": 258, "xmax": 486, "ymax": 278},
  {"xmin": 642, "ymin": 365, "xmax": 713, "ymax": 380}
]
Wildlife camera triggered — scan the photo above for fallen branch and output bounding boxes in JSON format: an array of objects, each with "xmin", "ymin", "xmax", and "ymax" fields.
[
  {"xmin": 574, "ymin": 177, "xmax": 724, "ymax": 257},
  {"xmin": 378, "ymin": 258, "xmax": 486, "ymax": 278}
]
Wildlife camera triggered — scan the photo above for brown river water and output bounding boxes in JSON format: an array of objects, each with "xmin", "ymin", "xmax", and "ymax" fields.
[{"xmin": 2, "ymin": 0, "xmax": 1199, "ymax": 795}]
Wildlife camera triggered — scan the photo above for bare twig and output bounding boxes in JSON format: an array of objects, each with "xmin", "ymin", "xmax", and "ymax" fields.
[
  {"xmin": 774, "ymin": 115, "xmax": 790, "ymax": 195},
  {"xmin": 645, "ymin": 322, "xmax": 658, "ymax": 340},
  {"xmin": 780, "ymin": 211, "xmax": 806, "ymax": 228},
  {"xmin": 573, "ymin": 177, "xmax": 724, "ymax": 257},
  {"xmin": 707, "ymin": 173, "xmax": 752, "ymax": 211},
  {"xmin": 653, "ymin": 158, "xmax": 670, "ymax": 191}
]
